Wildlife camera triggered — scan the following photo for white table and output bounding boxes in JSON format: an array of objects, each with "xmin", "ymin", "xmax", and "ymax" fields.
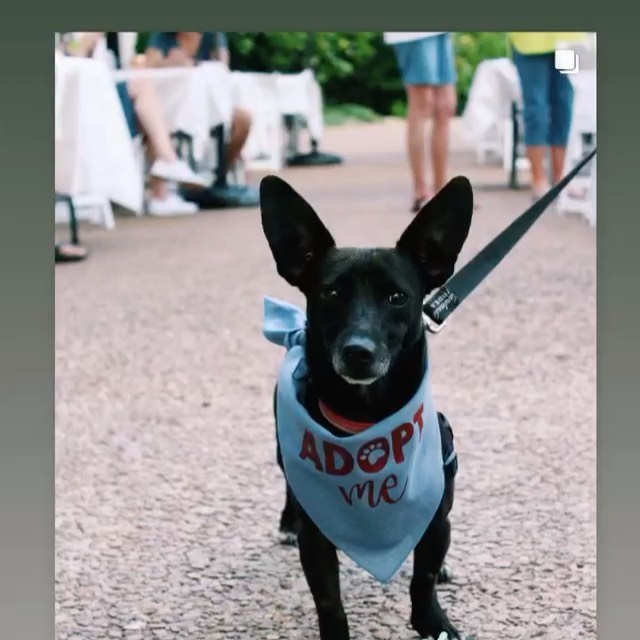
[
  {"xmin": 463, "ymin": 55, "xmax": 597, "ymax": 225},
  {"xmin": 462, "ymin": 58, "xmax": 523, "ymax": 164},
  {"xmin": 110, "ymin": 65, "xmax": 326, "ymax": 174},
  {"xmin": 230, "ymin": 69, "xmax": 326, "ymax": 171},
  {"xmin": 113, "ymin": 62, "xmax": 234, "ymax": 163},
  {"xmin": 55, "ymin": 55, "xmax": 143, "ymax": 220},
  {"xmin": 274, "ymin": 70, "xmax": 325, "ymax": 142},
  {"xmin": 231, "ymin": 71, "xmax": 283, "ymax": 171}
]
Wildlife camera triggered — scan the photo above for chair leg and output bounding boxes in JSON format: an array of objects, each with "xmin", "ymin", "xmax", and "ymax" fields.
[
  {"xmin": 171, "ymin": 131, "xmax": 197, "ymax": 171},
  {"xmin": 509, "ymin": 102, "xmax": 520, "ymax": 190},
  {"xmin": 283, "ymin": 114, "xmax": 301, "ymax": 157},
  {"xmin": 284, "ymin": 114, "xmax": 342, "ymax": 167},
  {"xmin": 210, "ymin": 124, "xmax": 228, "ymax": 188},
  {"xmin": 55, "ymin": 192, "xmax": 79, "ymax": 245}
]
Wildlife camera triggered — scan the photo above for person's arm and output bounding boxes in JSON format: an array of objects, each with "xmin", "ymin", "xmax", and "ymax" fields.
[{"xmin": 211, "ymin": 32, "xmax": 229, "ymax": 66}]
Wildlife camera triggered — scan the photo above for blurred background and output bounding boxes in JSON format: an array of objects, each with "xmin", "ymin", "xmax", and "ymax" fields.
[
  {"xmin": 55, "ymin": 30, "xmax": 596, "ymax": 244},
  {"xmin": 136, "ymin": 31, "xmax": 509, "ymax": 121}
]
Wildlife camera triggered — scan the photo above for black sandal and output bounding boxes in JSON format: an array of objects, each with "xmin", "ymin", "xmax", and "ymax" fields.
[
  {"xmin": 55, "ymin": 243, "xmax": 88, "ymax": 263},
  {"xmin": 55, "ymin": 193, "xmax": 87, "ymax": 263},
  {"xmin": 411, "ymin": 197, "xmax": 430, "ymax": 214}
]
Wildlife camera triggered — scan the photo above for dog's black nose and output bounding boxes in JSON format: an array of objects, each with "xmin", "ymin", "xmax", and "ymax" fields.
[{"xmin": 342, "ymin": 337, "xmax": 376, "ymax": 366}]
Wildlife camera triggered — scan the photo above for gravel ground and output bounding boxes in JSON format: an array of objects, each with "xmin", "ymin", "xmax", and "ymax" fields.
[{"xmin": 55, "ymin": 119, "xmax": 596, "ymax": 640}]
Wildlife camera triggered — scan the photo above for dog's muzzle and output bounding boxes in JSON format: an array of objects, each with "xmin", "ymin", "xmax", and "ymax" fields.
[{"xmin": 332, "ymin": 336, "xmax": 390, "ymax": 385}]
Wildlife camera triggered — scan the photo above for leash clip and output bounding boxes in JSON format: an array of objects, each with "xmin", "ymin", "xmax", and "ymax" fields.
[
  {"xmin": 423, "ymin": 288, "xmax": 456, "ymax": 335},
  {"xmin": 423, "ymin": 312, "xmax": 447, "ymax": 334}
]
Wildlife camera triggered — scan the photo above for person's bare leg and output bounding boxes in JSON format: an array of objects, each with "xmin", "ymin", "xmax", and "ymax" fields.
[
  {"xmin": 149, "ymin": 177, "xmax": 169, "ymax": 200},
  {"xmin": 526, "ymin": 145, "xmax": 550, "ymax": 195},
  {"xmin": 550, "ymin": 145, "xmax": 567, "ymax": 184},
  {"xmin": 406, "ymin": 85, "xmax": 433, "ymax": 203},
  {"xmin": 141, "ymin": 141, "xmax": 171, "ymax": 200},
  {"xmin": 226, "ymin": 107, "xmax": 252, "ymax": 167},
  {"xmin": 128, "ymin": 79, "xmax": 177, "ymax": 162},
  {"xmin": 431, "ymin": 84, "xmax": 456, "ymax": 193}
]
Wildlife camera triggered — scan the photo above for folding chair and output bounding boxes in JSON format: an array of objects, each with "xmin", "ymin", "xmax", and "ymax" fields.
[{"xmin": 503, "ymin": 101, "xmax": 530, "ymax": 189}]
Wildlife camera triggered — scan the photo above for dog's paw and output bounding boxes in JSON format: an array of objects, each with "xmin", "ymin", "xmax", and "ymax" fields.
[
  {"xmin": 358, "ymin": 441, "xmax": 387, "ymax": 467},
  {"xmin": 404, "ymin": 625, "xmax": 475, "ymax": 640},
  {"xmin": 411, "ymin": 610, "xmax": 460, "ymax": 640},
  {"xmin": 278, "ymin": 531, "xmax": 298, "ymax": 546},
  {"xmin": 278, "ymin": 508, "xmax": 300, "ymax": 547},
  {"xmin": 403, "ymin": 628, "xmax": 464, "ymax": 640}
]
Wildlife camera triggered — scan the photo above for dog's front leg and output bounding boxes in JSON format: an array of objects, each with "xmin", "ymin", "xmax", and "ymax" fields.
[
  {"xmin": 298, "ymin": 514, "xmax": 349, "ymax": 640},
  {"xmin": 410, "ymin": 514, "xmax": 459, "ymax": 639}
]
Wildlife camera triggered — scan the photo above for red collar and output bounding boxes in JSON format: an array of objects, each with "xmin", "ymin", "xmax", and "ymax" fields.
[{"xmin": 318, "ymin": 399, "xmax": 376, "ymax": 434}]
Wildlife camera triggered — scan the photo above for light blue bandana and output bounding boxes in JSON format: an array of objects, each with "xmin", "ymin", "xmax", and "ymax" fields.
[{"xmin": 263, "ymin": 296, "xmax": 448, "ymax": 583}]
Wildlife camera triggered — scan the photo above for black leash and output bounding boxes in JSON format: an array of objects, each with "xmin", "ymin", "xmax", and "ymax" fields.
[{"xmin": 423, "ymin": 147, "xmax": 597, "ymax": 333}]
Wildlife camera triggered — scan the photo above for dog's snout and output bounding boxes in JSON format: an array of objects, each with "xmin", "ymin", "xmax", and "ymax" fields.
[
  {"xmin": 342, "ymin": 337, "xmax": 376, "ymax": 366},
  {"xmin": 333, "ymin": 332, "xmax": 389, "ymax": 384}
]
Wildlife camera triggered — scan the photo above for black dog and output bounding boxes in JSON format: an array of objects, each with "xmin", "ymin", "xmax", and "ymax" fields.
[{"xmin": 260, "ymin": 175, "xmax": 473, "ymax": 640}]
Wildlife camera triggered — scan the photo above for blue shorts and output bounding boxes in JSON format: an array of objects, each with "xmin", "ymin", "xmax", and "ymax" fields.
[
  {"xmin": 512, "ymin": 49, "xmax": 574, "ymax": 147},
  {"xmin": 116, "ymin": 81, "xmax": 139, "ymax": 139},
  {"xmin": 392, "ymin": 34, "xmax": 457, "ymax": 86}
]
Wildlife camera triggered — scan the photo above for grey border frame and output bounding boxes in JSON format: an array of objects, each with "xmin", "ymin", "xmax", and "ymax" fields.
[{"xmin": 1, "ymin": 13, "xmax": 635, "ymax": 639}]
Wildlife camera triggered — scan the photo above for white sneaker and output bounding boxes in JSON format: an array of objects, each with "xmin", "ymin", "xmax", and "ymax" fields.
[
  {"xmin": 150, "ymin": 159, "xmax": 207, "ymax": 187},
  {"xmin": 147, "ymin": 193, "xmax": 198, "ymax": 216}
]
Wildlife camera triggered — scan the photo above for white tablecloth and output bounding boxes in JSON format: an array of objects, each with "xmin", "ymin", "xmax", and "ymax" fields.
[
  {"xmin": 55, "ymin": 55, "xmax": 143, "ymax": 213},
  {"xmin": 464, "ymin": 53, "xmax": 596, "ymax": 148},
  {"xmin": 231, "ymin": 71, "xmax": 283, "ymax": 170},
  {"xmin": 229, "ymin": 69, "xmax": 326, "ymax": 169},
  {"xmin": 557, "ymin": 69, "xmax": 597, "ymax": 225},
  {"xmin": 462, "ymin": 58, "xmax": 522, "ymax": 150},
  {"xmin": 231, "ymin": 69, "xmax": 324, "ymax": 139},
  {"xmin": 568, "ymin": 70, "xmax": 596, "ymax": 134},
  {"xmin": 113, "ymin": 62, "xmax": 234, "ymax": 162},
  {"xmin": 274, "ymin": 70, "xmax": 324, "ymax": 141},
  {"xmin": 463, "ymin": 57, "xmax": 597, "ymax": 205},
  {"xmin": 54, "ymin": 51, "xmax": 65, "ymax": 142}
]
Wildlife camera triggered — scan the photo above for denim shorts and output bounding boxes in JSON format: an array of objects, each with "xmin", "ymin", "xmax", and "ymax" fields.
[
  {"xmin": 392, "ymin": 33, "xmax": 457, "ymax": 86},
  {"xmin": 512, "ymin": 49, "xmax": 574, "ymax": 147}
]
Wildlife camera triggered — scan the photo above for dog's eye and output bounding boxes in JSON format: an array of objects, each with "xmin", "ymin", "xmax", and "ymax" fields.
[
  {"xmin": 320, "ymin": 287, "xmax": 340, "ymax": 301},
  {"xmin": 388, "ymin": 292, "xmax": 408, "ymax": 307}
]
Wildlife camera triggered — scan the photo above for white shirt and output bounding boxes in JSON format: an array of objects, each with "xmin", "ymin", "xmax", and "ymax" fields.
[{"xmin": 383, "ymin": 32, "xmax": 444, "ymax": 45}]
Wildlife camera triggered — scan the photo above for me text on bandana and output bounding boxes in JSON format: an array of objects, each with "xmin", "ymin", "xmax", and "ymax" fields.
[{"xmin": 263, "ymin": 297, "xmax": 449, "ymax": 583}]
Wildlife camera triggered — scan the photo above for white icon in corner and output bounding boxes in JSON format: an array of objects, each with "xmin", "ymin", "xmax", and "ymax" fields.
[{"xmin": 555, "ymin": 49, "xmax": 580, "ymax": 74}]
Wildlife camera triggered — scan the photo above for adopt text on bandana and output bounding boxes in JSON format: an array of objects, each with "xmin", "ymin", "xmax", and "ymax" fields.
[{"xmin": 298, "ymin": 402, "xmax": 426, "ymax": 508}]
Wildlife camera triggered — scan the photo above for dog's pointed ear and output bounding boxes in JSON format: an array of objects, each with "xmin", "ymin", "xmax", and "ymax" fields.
[
  {"xmin": 396, "ymin": 176, "xmax": 474, "ymax": 291},
  {"xmin": 260, "ymin": 176, "xmax": 335, "ymax": 290}
]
